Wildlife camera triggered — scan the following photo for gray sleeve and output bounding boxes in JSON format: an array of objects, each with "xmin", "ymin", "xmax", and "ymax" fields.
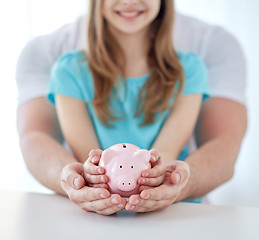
[
  {"xmin": 15, "ymin": 16, "xmax": 85, "ymax": 106},
  {"xmin": 199, "ymin": 26, "xmax": 247, "ymax": 106},
  {"xmin": 15, "ymin": 36, "xmax": 53, "ymax": 106}
]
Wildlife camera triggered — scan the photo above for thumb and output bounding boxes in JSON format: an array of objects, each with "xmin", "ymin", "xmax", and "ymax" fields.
[
  {"xmin": 61, "ymin": 163, "xmax": 86, "ymax": 191},
  {"xmin": 67, "ymin": 174, "xmax": 85, "ymax": 189}
]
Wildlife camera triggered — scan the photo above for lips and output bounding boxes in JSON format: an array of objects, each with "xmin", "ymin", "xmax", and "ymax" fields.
[{"xmin": 116, "ymin": 10, "xmax": 144, "ymax": 19}]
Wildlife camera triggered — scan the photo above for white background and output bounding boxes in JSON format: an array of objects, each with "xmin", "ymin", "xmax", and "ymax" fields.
[{"xmin": 0, "ymin": 0, "xmax": 258, "ymax": 207}]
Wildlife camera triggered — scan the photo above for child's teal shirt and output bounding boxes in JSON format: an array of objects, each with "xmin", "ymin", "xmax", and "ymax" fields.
[{"xmin": 47, "ymin": 50, "xmax": 210, "ymax": 203}]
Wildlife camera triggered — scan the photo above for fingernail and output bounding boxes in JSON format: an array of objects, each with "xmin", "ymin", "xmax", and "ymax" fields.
[
  {"xmin": 91, "ymin": 156, "xmax": 98, "ymax": 163},
  {"xmin": 133, "ymin": 199, "xmax": 140, "ymax": 205},
  {"xmin": 100, "ymin": 193, "xmax": 107, "ymax": 199},
  {"xmin": 152, "ymin": 155, "xmax": 156, "ymax": 161},
  {"xmin": 73, "ymin": 177, "xmax": 80, "ymax": 188},
  {"xmin": 97, "ymin": 168, "xmax": 103, "ymax": 174},
  {"xmin": 141, "ymin": 179, "xmax": 146, "ymax": 184},
  {"xmin": 176, "ymin": 173, "xmax": 181, "ymax": 183},
  {"xmin": 118, "ymin": 204, "xmax": 124, "ymax": 208},
  {"xmin": 111, "ymin": 198, "xmax": 119, "ymax": 204},
  {"xmin": 144, "ymin": 172, "xmax": 149, "ymax": 177},
  {"xmin": 130, "ymin": 205, "xmax": 135, "ymax": 210},
  {"xmin": 143, "ymin": 194, "xmax": 150, "ymax": 200}
]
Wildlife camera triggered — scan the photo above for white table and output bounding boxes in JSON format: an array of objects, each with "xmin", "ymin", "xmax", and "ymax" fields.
[{"xmin": 0, "ymin": 190, "xmax": 258, "ymax": 240}]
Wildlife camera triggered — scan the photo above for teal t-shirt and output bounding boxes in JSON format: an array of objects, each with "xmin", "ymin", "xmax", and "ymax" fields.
[{"xmin": 47, "ymin": 50, "xmax": 210, "ymax": 203}]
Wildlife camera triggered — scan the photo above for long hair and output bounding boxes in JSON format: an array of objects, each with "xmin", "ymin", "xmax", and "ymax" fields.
[{"xmin": 86, "ymin": 0, "xmax": 184, "ymax": 127}]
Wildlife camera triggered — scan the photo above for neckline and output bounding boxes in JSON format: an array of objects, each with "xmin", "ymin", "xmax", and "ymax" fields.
[{"xmin": 125, "ymin": 73, "xmax": 150, "ymax": 81}]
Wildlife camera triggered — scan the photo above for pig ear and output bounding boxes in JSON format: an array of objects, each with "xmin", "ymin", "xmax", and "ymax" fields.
[
  {"xmin": 100, "ymin": 149, "xmax": 119, "ymax": 165},
  {"xmin": 134, "ymin": 149, "xmax": 151, "ymax": 164}
]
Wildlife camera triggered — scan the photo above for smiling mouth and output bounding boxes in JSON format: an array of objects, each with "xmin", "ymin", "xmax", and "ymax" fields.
[{"xmin": 116, "ymin": 11, "xmax": 144, "ymax": 19}]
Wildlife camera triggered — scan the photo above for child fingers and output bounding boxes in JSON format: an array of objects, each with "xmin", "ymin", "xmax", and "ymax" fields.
[
  {"xmin": 141, "ymin": 162, "xmax": 165, "ymax": 178},
  {"xmin": 138, "ymin": 174, "xmax": 165, "ymax": 187},
  {"xmin": 84, "ymin": 173, "xmax": 108, "ymax": 184},
  {"xmin": 84, "ymin": 161, "xmax": 105, "ymax": 175},
  {"xmin": 88, "ymin": 149, "xmax": 103, "ymax": 163},
  {"xmin": 149, "ymin": 149, "xmax": 161, "ymax": 163},
  {"xmin": 88, "ymin": 183, "xmax": 109, "ymax": 189}
]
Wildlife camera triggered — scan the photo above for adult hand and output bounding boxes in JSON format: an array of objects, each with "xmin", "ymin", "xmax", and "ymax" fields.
[
  {"xmin": 125, "ymin": 160, "xmax": 190, "ymax": 212},
  {"xmin": 61, "ymin": 161, "xmax": 126, "ymax": 215}
]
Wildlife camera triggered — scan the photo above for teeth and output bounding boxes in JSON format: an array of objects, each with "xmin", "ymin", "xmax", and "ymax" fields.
[{"xmin": 119, "ymin": 12, "xmax": 140, "ymax": 17}]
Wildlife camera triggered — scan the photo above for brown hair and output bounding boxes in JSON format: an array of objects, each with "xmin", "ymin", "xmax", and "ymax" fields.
[{"xmin": 86, "ymin": 0, "xmax": 184, "ymax": 127}]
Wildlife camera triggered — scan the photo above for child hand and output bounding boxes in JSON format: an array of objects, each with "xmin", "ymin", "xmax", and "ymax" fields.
[
  {"xmin": 138, "ymin": 149, "xmax": 166, "ymax": 191},
  {"xmin": 83, "ymin": 149, "xmax": 109, "ymax": 189}
]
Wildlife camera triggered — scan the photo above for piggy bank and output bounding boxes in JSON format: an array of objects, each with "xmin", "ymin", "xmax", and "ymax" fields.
[{"xmin": 99, "ymin": 143, "xmax": 151, "ymax": 197}]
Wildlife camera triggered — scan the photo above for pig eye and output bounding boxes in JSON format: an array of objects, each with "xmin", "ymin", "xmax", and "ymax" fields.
[
  {"xmin": 120, "ymin": 165, "xmax": 123, "ymax": 168},
  {"xmin": 122, "ymin": 144, "xmax": 126, "ymax": 148},
  {"xmin": 131, "ymin": 166, "xmax": 134, "ymax": 168}
]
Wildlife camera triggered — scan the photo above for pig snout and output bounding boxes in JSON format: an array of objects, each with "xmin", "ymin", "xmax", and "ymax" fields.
[{"xmin": 116, "ymin": 176, "xmax": 137, "ymax": 192}]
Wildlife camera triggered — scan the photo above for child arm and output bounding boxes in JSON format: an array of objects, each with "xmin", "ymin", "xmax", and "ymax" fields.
[
  {"xmin": 55, "ymin": 94, "xmax": 100, "ymax": 163},
  {"xmin": 152, "ymin": 94, "xmax": 202, "ymax": 163}
]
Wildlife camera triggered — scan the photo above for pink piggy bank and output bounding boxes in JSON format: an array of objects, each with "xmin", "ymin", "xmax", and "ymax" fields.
[{"xmin": 99, "ymin": 143, "xmax": 151, "ymax": 197}]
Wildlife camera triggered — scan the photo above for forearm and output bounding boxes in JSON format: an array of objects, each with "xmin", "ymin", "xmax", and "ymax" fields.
[
  {"xmin": 20, "ymin": 131, "xmax": 78, "ymax": 196},
  {"xmin": 152, "ymin": 95, "xmax": 202, "ymax": 161},
  {"xmin": 176, "ymin": 135, "xmax": 242, "ymax": 201}
]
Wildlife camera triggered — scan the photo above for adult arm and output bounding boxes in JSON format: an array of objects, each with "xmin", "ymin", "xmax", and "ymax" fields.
[
  {"xmin": 17, "ymin": 97, "xmax": 76, "ymax": 195},
  {"xmin": 17, "ymin": 97, "xmax": 127, "ymax": 215},
  {"xmin": 126, "ymin": 97, "xmax": 247, "ymax": 212},
  {"xmin": 178, "ymin": 97, "xmax": 247, "ymax": 200},
  {"xmin": 126, "ymin": 19, "xmax": 248, "ymax": 211}
]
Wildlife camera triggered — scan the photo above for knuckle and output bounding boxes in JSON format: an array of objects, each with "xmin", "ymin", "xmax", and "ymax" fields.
[{"xmin": 87, "ymin": 175, "xmax": 96, "ymax": 184}]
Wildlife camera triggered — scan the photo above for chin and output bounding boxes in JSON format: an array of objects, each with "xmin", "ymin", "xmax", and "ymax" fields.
[{"xmin": 116, "ymin": 26, "xmax": 146, "ymax": 35}]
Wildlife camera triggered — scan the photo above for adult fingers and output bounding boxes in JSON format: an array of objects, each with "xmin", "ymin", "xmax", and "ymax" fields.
[
  {"xmin": 69, "ymin": 186, "xmax": 110, "ymax": 204},
  {"xmin": 96, "ymin": 204, "xmax": 125, "ymax": 215},
  {"xmin": 95, "ymin": 196, "xmax": 127, "ymax": 215},
  {"xmin": 82, "ymin": 194, "xmax": 126, "ymax": 215},
  {"xmin": 131, "ymin": 199, "xmax": 171, "ymax": 212},
  {"xmin": 139, "ymin": 185, "xmax": 153, "ymax": 192},
  {"xmin": 61, "ymin": 163, "xmax": 86, "ymax": 192},
  {"xmin": 139, "ymin": 183, "xmax": 177, "ymax": 201},
  {"xmin": 166, "ymin": 160, "xmax": 190, "ymax": 185},
  {"xmin": 126, "ymin": 194, "xmax": 171, "ymax": 212}
]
